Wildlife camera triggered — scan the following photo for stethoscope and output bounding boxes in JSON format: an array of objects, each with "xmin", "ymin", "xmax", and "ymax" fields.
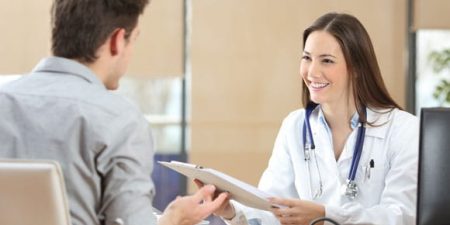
[{"xmin": 302, "ymin": 103, "xmax": 366, "ymax": 200}]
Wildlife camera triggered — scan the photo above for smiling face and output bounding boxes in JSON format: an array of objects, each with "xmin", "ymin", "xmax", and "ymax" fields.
[{"xmin": 300, "ymin": 30, "xmax": 353, "ymax": 109}]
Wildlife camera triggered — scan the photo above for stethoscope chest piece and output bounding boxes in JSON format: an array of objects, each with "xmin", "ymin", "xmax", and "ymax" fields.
[{"xmin": 342, "ymin": 180, "xmax": 359, "ymax": 200}]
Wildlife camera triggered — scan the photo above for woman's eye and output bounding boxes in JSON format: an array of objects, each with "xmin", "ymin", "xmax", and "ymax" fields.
[
  {"xmin": 323, "ymin": 58, "xmax": 334, "ymax": 64},
  {"xmin": 302, "ymin": 55, "xmax": 311, "ymax": 61}
]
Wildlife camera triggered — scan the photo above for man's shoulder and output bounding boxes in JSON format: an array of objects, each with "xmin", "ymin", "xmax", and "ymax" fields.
[
  {"xmin": 1, "ymin": 72, "xmax": 142, "ymax": 120},
  {"xmin": 83, "ymin": 91, "xmax": 142, "ymax": 117}
]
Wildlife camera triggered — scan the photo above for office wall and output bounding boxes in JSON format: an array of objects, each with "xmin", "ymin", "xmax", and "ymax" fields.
[
  {"xmin": 128, "ymin": 0, "xmax": 183, "ymax": 77},
  {"xmin": 0, "ymin": 1, "xmax": 52, "ymax": 74},
  {"xmin": 190, "ymin": 0, "xmax": 407, "ymax": 187},
  {"xmin": 1, "ymin": 0, "xmax": 414, "ymax": 191},
  {"xmin": 414, "ymin": 0, "xmax": 450, "ymax": 29},
  {"xmin": 0, "ymin": 0, "xmax": 183, "ymax": 76}
]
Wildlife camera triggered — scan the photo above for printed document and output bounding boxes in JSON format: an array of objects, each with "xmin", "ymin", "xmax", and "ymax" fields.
[{"xmin": 159, "ymin": 161, "xmax": 281, "ymax": 211}]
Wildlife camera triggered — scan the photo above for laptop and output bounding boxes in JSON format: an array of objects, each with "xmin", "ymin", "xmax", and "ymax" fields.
[{"xmin": 0, "ymin": 160, "xmax": 71, "ymax": 225}]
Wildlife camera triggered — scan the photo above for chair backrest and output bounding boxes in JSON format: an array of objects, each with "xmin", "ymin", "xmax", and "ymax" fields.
[
  {"xmin": 417, "ymin": 107, "xmax": 450, "ymax": 225},
  {"xmin": 0, "ymin": 159, "xmax": 71, "ymax": 225}
]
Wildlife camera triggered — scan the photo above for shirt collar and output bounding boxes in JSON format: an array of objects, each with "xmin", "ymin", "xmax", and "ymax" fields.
[
  {"xmin": 315, "ymin": 105, "xmax": 391, "ymax": 139},
  {"xmin": 31, "ymin": 56, "xmax": 106, "ymax": 89},
  {"xmin": 316, "ymin": 106, "xmax": 360, "ymax": 131}
]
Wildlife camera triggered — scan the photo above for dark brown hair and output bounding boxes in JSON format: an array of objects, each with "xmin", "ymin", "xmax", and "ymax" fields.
[
  {"xmin": 51, "ymin": 0, "xmax": 149, "ymax": 63},
  {"xmin": 302, "ymin": 12, "xmax": 401, "ymax": 124}
]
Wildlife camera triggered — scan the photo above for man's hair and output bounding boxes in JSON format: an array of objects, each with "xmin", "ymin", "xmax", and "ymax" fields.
[
  {"xmin": 301, "ymin": 12, "xmax": 401, "ymax": 124},
  {"xmin": 51, "ymin": 0, "xmax": 149, "ymax": 63}
]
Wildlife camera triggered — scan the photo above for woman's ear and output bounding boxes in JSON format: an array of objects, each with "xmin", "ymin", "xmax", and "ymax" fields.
[{"xmin": 109, "ymin": 28, "xmax": 127, "ymax": 56}]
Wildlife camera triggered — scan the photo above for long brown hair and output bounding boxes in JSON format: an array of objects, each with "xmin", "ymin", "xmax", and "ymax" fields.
[{"xmin": 301, "ymin": 12, "xmax": 401, "ymax": 124}]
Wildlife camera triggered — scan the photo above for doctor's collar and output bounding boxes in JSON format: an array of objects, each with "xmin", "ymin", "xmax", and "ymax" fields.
[{"xmin": 315, "ymin": 105, "xmax": 360, "ymax": 131}]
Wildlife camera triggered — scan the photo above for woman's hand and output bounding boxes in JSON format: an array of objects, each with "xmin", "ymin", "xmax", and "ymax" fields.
[
  {"xmin": 193, "ymin": 179, "xmax": 236, "ymax": 219},
  {"xmin": 158, "ymin": 184, "xmax": 229, "ymax": 225},
  {"xmin": 269, "ymin": 198, "xmax": 325, "ymax": 225}
]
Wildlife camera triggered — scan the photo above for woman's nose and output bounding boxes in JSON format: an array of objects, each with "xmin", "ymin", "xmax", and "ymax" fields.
[{"xmin": 307, "ymin": 61, "xmax": 320, "ymax": 79}]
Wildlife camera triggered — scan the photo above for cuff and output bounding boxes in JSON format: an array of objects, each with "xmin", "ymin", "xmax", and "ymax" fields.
[
  {"xmin": 222, "ymin": 203, "xmax": 249, "ymax": 225},
  {"xmin": 324, "ymin": 205, "xmax": 345, "ymax": 224}
]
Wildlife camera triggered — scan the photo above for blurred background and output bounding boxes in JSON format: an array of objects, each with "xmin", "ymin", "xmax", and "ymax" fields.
[{"xmin": 1, "ymin": 0, "xmax": 449, "ymax": 224}]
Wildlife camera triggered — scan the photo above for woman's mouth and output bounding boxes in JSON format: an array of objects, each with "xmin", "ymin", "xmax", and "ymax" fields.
[{"xmin": 309, "ymin": 82, "xmax": 329, "ymax": 90}]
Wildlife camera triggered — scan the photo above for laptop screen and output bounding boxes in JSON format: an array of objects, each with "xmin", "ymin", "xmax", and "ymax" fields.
[{"xmin": 0, "ymin": 160, "xmax": 71, "ymax": 225}]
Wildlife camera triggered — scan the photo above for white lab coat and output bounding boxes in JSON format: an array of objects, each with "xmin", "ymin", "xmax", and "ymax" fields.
[{"xmin": 226, "ymin": 107, "xmax": 419, "ymax": 225}]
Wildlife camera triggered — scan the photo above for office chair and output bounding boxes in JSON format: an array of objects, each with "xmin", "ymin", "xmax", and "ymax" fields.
[
  {"xmin": 417, "ymin": 108, "xmax": 450, "ymax": 225},
  {"xmin": 0, "ymin": 159, "xmax": 71, "ymax": 225}
]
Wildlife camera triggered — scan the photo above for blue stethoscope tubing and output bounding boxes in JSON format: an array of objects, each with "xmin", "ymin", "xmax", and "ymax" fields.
[{"xmin": 302, "ymin": 103, "xmax": 366, "ymax": 200}]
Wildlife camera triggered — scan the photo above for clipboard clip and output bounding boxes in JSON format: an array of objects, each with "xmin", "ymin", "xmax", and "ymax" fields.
[{"xmin": 195, "ymin": 165, "xmax": 204, "ymax": 169}]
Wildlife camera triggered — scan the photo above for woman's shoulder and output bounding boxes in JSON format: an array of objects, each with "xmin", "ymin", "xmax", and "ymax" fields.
[
  {"xmin": 277, "ymin": 108, "xmax": 306, "ymax": 130},
  {"xmin": 368, "ymin": 107, "xmax": 418, "ymax": 125},
  {"xmin": 390, "ymin": 108, "xmax": 419, "ymax": 124},
  {"xmin": 283, "ymin": 108, "xmax": 306, "ymax": 121},
  {"xmin": 367, "ymin": 107, "xmax": 419, "ymax": 143}
]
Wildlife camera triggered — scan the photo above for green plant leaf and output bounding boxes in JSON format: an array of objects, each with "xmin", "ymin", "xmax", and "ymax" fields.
[
  {"xmin": 428, "ymin": 49, "xmax": 450, "ymax": 73},
  {"xmin": 433, "ymin": 93, "xmax": 439, "ymax": 100},
  {"xmin": 446, "ymin": 91, "xmax": 450, "ymax": 103}
]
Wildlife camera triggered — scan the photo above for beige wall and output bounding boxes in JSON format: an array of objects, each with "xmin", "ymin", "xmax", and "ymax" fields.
[
  {"xmin": 414, "ymin": 0, "xmax": 450, "ymax": 29},
  {"xmin": 190, "ymin": 0, "xmax": 408, "ymax": 188},
  {"xmin": 4, "ymin": 0, "xmax": 441, "ymax": 192},
  {"xmin": 0, "ymin": 0, "xmax": 183, "ymax": 76},
  {"xmin": 0, "ymin": 1, "xmax": 52, "ymax": 74},
  {"xmin": 128, "ymin": 0, "xmax": 184, "ymax": 77}
]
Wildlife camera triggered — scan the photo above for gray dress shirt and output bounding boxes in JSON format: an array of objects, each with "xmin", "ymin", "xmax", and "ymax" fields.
[{"xmin": 0, "ymin": 57, "xmax": 157, "ymax": 225}]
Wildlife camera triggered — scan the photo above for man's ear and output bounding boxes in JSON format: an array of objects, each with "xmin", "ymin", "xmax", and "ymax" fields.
[{"xmin": 109, "ymin": 28, "xmax": 127, "ymax": 56}]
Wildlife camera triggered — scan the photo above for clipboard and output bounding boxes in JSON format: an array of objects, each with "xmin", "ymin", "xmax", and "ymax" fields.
[{"xmin": 158, "ymin": 161, "xmax": 280, "ymax": 211}]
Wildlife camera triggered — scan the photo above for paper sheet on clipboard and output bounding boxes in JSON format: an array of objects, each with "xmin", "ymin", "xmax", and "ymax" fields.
[{"xmin": 158, "ymin": 161, "xmax": 280, "ymax": 211}]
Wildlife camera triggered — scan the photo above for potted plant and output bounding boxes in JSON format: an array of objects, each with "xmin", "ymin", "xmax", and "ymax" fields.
[{"xmin": 428, "ymin": 49, "xmax": 450, "ymax": 106}]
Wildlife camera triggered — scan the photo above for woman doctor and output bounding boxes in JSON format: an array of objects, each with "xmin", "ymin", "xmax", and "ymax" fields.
[{"xmin": 211, "ymin": 12, "xmax": 419, "ymax": 225}]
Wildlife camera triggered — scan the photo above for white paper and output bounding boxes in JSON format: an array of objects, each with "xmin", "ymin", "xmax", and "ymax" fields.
[{"xmin": 159, "ymin": 161, "xmax": 280, "ymax": 211}]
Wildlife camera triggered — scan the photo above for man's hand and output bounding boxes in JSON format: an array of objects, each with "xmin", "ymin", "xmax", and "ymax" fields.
[
  {"xmin": 158, "ymin": 185, "xmax": 229, "ymax": 225},
  {"xmin": 193, "ymin": 179, "xmax": 235, "ymax": 220}
]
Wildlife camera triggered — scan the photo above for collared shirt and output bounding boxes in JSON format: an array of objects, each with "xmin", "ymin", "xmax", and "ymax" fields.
[
  {"xmin": 316, "ymin": 107, "xmax": 360, "ymax": 148},
  {"xmin": 0, "ymin": 57, "xmax": 157, "ymax": 225},
  {"xmin": 226, "ymin": 106, "xmax": 419, "ymax": 225}
]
